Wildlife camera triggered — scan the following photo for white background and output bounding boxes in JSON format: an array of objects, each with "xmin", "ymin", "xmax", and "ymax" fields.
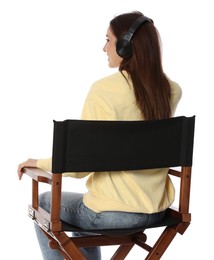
[{"xmin": 0, "ymin": 0, "xmax": 213, "ymax": 259}]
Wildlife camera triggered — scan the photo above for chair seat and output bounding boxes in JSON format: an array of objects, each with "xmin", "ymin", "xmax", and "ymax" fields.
[{"xmin": 61, "ymin": 208, "xmax": 181, "ymax": 236}]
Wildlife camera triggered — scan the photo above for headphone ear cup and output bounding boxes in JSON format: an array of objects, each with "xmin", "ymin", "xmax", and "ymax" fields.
[{"xmin": 116, "ymin": 37, "xmax": 132, "ymax": 59}]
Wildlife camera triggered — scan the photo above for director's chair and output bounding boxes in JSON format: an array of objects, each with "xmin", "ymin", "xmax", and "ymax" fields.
[{"xmin": 24, "ymin": 115, "xmax": 195, "ymax": 259}]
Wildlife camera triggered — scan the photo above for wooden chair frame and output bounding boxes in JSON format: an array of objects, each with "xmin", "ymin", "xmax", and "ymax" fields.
[{"xmin": 23, "ymin": 116, "xmax": 195, "ymax": 259}]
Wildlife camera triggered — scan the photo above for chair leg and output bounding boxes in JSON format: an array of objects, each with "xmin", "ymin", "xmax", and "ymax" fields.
[
  {"xmin": 39, "ymin": 227, "xmax": 86, "ymax": 260},
  {"xmin": 48, "ymin": 238, "xmax": 70, "ymax": 259},
  {"xmin": 53, "ymin": 231, "xmax": 86, "ymax": 260},
  {"xmin": 145, "ymin": 226, "xmax": 177, "ymax": 260},
  {"xmin": 110, "ymin": 244, "xmax": 135, "ymax": 260}
]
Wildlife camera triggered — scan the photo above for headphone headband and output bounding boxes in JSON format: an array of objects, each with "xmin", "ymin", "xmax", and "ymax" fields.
[
  {"xmin": 123, "ymin": 16, "xmax": 153, "ymax": 42},
  {"xmin": 116, "ymin": 15, "xmax": 153, "ymax": 59}
]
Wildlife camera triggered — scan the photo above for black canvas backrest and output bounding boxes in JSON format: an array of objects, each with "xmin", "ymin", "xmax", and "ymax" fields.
[{"xmin": 52, "ymin": 116, "xmax": 195, "ymax": 173}]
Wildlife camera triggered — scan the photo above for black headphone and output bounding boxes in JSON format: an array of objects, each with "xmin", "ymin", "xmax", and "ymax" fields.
[{"xmin": 116, "ymin": 16, "xmax": 153, "ymax": 59}]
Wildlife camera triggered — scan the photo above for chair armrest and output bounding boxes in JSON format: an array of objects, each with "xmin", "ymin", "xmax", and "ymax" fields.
[{"xmin": 23, "ymin": 167, "xmax": 52, "ymax": 184}]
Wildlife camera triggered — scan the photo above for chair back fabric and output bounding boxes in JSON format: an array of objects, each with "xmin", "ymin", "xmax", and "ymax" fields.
[{"xmin": 52, "ymin": 116, "xmax": 195, "ymax": 173}]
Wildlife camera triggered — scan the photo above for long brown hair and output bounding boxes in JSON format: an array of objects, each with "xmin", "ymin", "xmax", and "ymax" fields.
[{"xmin": 110, "ymin": 11, "xmax": 171, "ymax": 120}]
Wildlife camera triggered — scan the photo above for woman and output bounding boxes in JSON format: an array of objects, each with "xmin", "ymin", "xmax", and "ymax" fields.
[{"xmin": 18, "ymin": 11, "xmax": 182, "ymax": 260}]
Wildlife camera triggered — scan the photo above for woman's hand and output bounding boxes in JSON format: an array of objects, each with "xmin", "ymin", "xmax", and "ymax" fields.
[{"xmin": 17, "ymin": 158, "xmax": 38, "ymax": 180}]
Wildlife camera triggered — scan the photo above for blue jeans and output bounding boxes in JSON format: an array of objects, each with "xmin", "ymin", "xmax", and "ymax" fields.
[{"xmin": 35, "ymin": 191, "xmax": 165, "ymax": 260}]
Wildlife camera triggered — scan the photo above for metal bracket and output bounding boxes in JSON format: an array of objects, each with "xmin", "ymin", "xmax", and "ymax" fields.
[
  {"xmin": 43, "ymin": 219, "xmax": 50, "ymax": 231},
  {"xmin": 28, "ymin": 207, "xmax": 35, "ymax": 220}
]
